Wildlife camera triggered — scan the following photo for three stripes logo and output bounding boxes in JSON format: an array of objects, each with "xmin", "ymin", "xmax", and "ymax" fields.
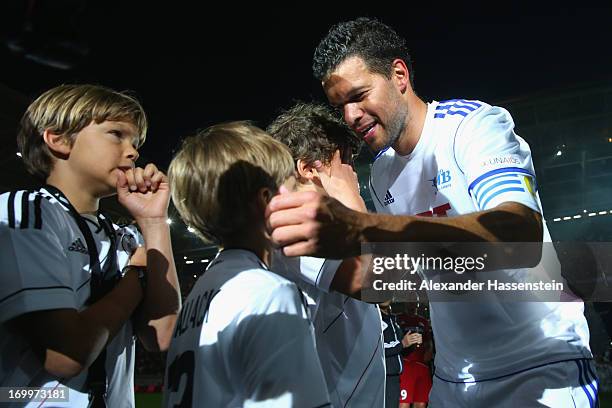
[
  {"xmin": 68, "ymin": 238, "xmax": 88, "ymax": 254},
  {"xmin": 434, "ymin": 99, "xmax": 482, "ymax": 119},
  {"xmin": 383, "ymin": 190, "xmax": 395, "ymax": 206},
  {"xmin": 5, "ymin": 190, "xmax": 43, "ymax": 230}
]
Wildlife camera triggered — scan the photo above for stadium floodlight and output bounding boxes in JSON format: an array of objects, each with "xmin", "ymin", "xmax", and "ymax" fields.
[
  {"xmin": 166, "ymin": 218, "xmax": 173, "ymax": 225},
  {"xmin": 563, "ymin": 216, "xmax": 571, "ymax": 220},
  {"xmin": 553, "ymin": 218, "xmax": 561, "ymax": 222},
  {"xmin": 588, "ymin": 213, "xmax": 596, "ymax": 217},
  {"xmin": 186, "ymin": 260, "xmax": 194, "ymax": 264},
  {"xmin": 556, "ymin": 150, "xmax": 562, "ymax": 156},
  {"xmin": 187, "ymin": 226, "xmax": 196, "ymax": 233}
]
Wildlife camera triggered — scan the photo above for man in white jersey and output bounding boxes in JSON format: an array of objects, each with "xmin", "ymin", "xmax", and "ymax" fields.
[
  {"xmin": 164, "ymin": 122, "xmax": 330, "ymax": 407},
  {"xmin": 0, "ymin": 84, "xmax": 181, "ymax": 407},
  {"xmin": 267, "ymin": 102, "xmax": 385, "ymax": 407},
  {"xmin": 266, "ymin": 18, "xmax": 598, "ymax": 407}
]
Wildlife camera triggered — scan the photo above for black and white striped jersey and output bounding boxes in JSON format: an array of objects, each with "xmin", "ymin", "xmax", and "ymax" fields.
[{"xmin": 0, "ymin": 187, "xmax": 142, "ymax": 407}]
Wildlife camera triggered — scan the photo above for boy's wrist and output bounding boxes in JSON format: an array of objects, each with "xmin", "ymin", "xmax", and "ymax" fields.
[{"xmin": 135, "ymin": 217, "xmax": 169, "ymax": 230}]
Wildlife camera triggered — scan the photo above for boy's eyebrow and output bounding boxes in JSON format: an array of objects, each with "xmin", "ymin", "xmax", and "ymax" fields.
[{"xmin": 106, "ymin": 121, "xmax": 141, "ymax": 144}]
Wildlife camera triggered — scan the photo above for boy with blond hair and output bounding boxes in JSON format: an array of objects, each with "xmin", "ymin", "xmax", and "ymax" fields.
[
  {"xmin": 163, "ymin": 122, "xmax": 330, "ymax": 407},
  {"xmin": 0, "ymin": 84, "xmax": 181, "ymax": 407}
]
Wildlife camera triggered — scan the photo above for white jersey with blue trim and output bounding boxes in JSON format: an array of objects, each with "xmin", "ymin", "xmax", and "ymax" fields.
[
  {"xmin": 163, "ymin": 249, "xmax": 330, "ymax": 408},
  {"xmin": 369, "ymin": 99, "xmax": 591, "ymax": 382},
  {"xmin": 0, "ymin": 187, "xmax": 141, "ymax": 407},
  {"xmin": 271, "ymin": 253, "xmax": 386, "ymax": 407}
]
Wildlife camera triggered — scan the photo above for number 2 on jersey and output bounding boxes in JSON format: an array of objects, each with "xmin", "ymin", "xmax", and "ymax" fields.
[{"xmin": 166, "ymin": 351, "xmax": 195, "ymax": 408}]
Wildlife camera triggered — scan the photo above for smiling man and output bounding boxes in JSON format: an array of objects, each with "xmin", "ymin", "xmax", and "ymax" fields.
[{"xmin": 266, "ymin": 17, "xmax": 597, "ymax": 408}]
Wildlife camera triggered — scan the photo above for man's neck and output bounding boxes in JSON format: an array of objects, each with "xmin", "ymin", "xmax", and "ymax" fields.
[
  {"xmin": 394, "ymin": 96, "xmax": 428, "ymax": 156},
  {"xmin": 46, "ymin": 173, "xmax": 100, "ymax": 214}
]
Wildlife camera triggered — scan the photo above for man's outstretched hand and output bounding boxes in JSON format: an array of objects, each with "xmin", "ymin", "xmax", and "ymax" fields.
[{"xmin": 265, "ymin": 186, "xmax": 363, "ymax": 259}]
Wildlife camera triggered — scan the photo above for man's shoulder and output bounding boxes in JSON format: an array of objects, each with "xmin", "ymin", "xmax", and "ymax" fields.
[
  {"xmin": 433, "ymin": 98, "xmax": 491, "ymax": 119},
  {"xmin": 370, "ymin": 146, "xmax": 397, "ymax": 177}
]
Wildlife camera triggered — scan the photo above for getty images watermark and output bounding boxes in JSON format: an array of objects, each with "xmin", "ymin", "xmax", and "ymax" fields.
[{"xmin": 360, "ymin": 242, "xmax": 612, "ymax": 303}]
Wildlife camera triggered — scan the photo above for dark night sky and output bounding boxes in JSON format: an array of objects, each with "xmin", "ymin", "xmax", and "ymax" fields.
[{"xmin": 1, "ymin": 2, "xmax": 611, "ymax": 168}]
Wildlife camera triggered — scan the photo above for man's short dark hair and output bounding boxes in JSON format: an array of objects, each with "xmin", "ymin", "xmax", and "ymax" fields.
[
  {"xmin": 267, "ymin": 102, "xmax": 361, "ymax": 166},
  {"xmin": 312, "ymin": 17, "xmax": 414, "ymax": 89}
]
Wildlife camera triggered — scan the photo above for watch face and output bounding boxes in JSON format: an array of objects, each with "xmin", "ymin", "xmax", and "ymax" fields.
[{"xmin": 117, "ymin": 225, "xmax": 140, "ymax": 254}]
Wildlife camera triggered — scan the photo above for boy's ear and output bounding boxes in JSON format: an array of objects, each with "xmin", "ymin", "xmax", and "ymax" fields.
[
  {"xmin": 254, "ymin": 187, "xmax": 274, "ymax": 212},
  {"xmin": 296, "ymin": 158, "xmax": 317, "ymax": 181},
  {"xmin": 43, "ymin": 129, "xmax": 72, "ymax": 157}
]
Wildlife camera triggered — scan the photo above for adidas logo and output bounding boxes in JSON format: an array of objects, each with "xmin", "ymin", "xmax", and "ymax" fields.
[
  {"xmin": 68, "ymin": 238, "xmax": 88, "ymax": 254},
  {"xmin": 383, "ymin": 190, "xmax": 394, "ymax": 206}
]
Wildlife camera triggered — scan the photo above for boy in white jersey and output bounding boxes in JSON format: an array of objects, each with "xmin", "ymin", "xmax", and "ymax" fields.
[
  {"xmin": 266, "ymin": 18, "xmax": 598, "ymax": 407},
  {"xmin": 0, "ymin": 84, "xmax": 181, "ymax": 407},
  {"xmin": 164, "ymin": 122, "xmax": 330, "ymax": 407},
  {"xmin": 267, "ymin": 102, "xmax": 385, "ymax": 407}
]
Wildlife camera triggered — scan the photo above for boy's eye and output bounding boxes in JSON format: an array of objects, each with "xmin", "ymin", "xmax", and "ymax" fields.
[{"xmin": 109, "ymin": 130, "xmax": 122, "ymax": 137}]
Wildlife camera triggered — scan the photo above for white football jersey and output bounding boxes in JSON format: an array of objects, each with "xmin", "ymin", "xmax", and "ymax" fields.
[
  {"xmin": 272, "ymin": 253, "xmax": 386, "ymax": 407},
  {"xmin": 369, "ymin": 100, "xmax": 591, "ymax": 382},
  {"xmin": 163, "ymin": 249, "xmax": 330, "ymax": 408},
  {"xmin": 0, "ymin": 187, "xmax": 141, "ymax": 407}
]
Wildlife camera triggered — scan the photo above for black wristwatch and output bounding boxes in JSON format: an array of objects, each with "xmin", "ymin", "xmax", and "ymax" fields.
[{"xmin": 123, "ymin": 265, "xmax": 147, "ymax": 292}]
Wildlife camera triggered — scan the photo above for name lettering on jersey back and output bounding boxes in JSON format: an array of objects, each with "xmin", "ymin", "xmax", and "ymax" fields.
[
  {"xmin": 174, "ymin": 289, "xmax": 220, "ymax": 338},
  {"xmin": 417, "ymin": 203, "xmax": 451, "ymax": 217}
]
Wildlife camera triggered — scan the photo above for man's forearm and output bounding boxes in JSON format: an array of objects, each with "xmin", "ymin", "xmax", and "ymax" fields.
[{"xmin": 358, "ymin": 202, "xmax": 542, "ymax": 245}]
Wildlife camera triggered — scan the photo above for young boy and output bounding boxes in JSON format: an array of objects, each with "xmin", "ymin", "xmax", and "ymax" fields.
[
  {"xmin": 163, "ymin": 122, "xmax": 330, "ymax": 407},
  {"xmin": 0, "ymin": 84, "xmax": 181, "ymax": 407},
  {"xmin": 267, "ymin": 103, "xmax": 385, "ymax": 407}
]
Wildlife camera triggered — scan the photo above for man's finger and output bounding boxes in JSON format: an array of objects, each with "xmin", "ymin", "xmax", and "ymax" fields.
[
  {"xmin": 270, "ymin": 223, "xmax": 311, "ymax": 245},
  {"xmin": 266, "ymin": 190, "xmax": 318, "ymax": 216},
  {"xmin": 268, "ymin": 207, "xmax": 316, "ymax": 230},
  {"xmin": 282, "ymin": 239, "xmax": 317, "ymax": 258}
]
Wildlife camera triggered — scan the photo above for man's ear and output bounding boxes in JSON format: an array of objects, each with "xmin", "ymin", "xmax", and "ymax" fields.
[
  {"xmin": 391, "ymin": 58, "xmax": 410, "ymax": 94},
  {"xmin": 296, "ymin": 158, "xmax": 318, "ymax": 182},
  {"xmin": 43, "ymin": 130, "xmax": 72, "ymax": 158}
]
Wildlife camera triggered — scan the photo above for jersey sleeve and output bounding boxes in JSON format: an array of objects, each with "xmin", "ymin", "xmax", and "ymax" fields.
[
  {"xmin": 235, "ymin": 282, "xmax": 330, "ymax": 408},
  {"xmin": 0, "ymin": 193, "xmax": 77, "ymax": 324},
  {"xmin": 271, "ymin": 251, "xmax": 341, "ymax": 294},
  {"xmin": 454, "ymin": 105, "xmax": 541, "ymax": 213}
]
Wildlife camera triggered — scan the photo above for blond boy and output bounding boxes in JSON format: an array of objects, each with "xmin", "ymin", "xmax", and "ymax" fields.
[
  {"xmin": 0, "ymin": 84, "xmax": 180, "ymax": 407},
  {"xmin": 163, "ymin": 122, "xmax": 329, "ymax": 407}
]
